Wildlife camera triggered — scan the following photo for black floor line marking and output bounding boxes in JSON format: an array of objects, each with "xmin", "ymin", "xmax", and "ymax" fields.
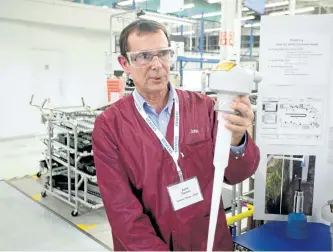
[{"xmin": 4, "ymin": 180, "xmax": 112, "ymax": 251}]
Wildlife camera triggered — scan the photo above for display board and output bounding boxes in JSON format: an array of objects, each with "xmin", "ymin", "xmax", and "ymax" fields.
[{"xmin": 254, "ymin": 14, "xmax": 333, "ymax": 222}]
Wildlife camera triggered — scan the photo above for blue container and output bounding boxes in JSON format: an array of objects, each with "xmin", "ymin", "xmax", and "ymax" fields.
[{"xmin": 286, "ymin": 212, "xmax": 308, "ymax": 239}]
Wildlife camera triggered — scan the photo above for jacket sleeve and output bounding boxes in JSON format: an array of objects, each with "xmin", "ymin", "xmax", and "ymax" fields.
[
  {"xmin": 207, "ymin": 96, "xmax": 260, "ymax": 185},
  {"xmin": 92, "ymin": 114, "xmax": 169, "ymax": 251}
]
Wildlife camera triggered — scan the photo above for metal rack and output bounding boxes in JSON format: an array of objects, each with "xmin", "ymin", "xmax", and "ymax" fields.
[{"xmin": 30, "ymin": 95, "xmax": 103, "ymax": 217}]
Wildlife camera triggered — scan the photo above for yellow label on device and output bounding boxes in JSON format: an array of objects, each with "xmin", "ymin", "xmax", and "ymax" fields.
[{"xmin": 214, "ymin": 61, "xmax": 236, "ymax": 71}]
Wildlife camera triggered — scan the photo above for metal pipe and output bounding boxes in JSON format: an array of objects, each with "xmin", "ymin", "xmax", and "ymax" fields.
[
  {"xmin": 302, "ymin": 155, "xmax": 309, "ymax": 183},
  {"xmin": 109, "ymin": 15, "xmax": 113, "ymax": 75},
  {"xmin": 200, "ymin": 13, "xmax": 204, "ymax": 69},
  {"xmin": 236, "ymin": 182, "xmax": 243, "ymax": 235},
  {"xmin": 289, "ymin": 155, "xmax": 293, "ymax": 182},
  {"xmin": 109, "ymin": 10, "xmax": 136, "ymax": 75},
  {"xmin": 280, "ymin": 156, "xmax": 285, "ymax": 214},
  {"xmin": 227, "ymin": 203, "xmax": 254, "ymax": 225},
  {"xmin": 249, "ymin": 24, "xmax": 253, "ymax": 59},
  {"xmin": 74, "ymin": 126, "xmax": 79, "ymax": 212},
  {"xmin": 231, "ymin": 185, "xmax": 236, "ymax": 215}
]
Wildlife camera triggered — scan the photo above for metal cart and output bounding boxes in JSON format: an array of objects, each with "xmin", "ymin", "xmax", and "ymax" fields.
[{"xmin": 30, "ymin": 95, "xmax": 103, "ymax": 216}]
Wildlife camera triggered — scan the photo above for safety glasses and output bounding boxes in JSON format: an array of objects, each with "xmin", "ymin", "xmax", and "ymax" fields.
[{"xmin": 126, "ymin": 47, "xmax": 175, "ymax": 68}]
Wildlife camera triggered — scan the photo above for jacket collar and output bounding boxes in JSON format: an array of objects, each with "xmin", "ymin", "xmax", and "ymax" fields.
[{"xmin": 133, "ymin": 83, "xmax": 175, "ymax": 114}]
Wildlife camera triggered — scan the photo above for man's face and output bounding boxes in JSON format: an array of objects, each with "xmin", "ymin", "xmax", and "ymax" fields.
[{"xmin": 118, "ymin": 30, "xmax": 172, "ymax": 95}]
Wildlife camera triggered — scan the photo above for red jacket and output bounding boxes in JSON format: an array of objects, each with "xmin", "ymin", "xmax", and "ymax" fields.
[{"xmin": 92, "ymin": 89, "xmax": 260, "ymax": 251}]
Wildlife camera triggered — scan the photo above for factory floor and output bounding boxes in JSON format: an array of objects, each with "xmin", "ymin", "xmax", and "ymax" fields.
[
  {"xmin": 5, "ymin": 175, "xmax": 114, "ymax": 250},
  {"xmin": 0, "ymin": 136, "xmax": 114, "ymax": 250},
  {"xmin": 0, "ymin": 136, "xmax": 250, "ymax": 251},
  {"xmin": 0, "ymin": 180, "xmax": 111, "ymax": 251}
]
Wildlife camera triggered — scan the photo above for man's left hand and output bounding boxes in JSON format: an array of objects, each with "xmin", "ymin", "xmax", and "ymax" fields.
[{"xmin": 223, "ymin": 96, "xmax": 254, "ymax": 146}]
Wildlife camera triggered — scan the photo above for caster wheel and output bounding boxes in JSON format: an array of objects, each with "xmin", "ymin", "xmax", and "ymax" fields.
[
  {"xmin": 36, "ymin": 172, "xmax": 42, "ymax": 178},
  {"xmin": 41, "ymin": 191, "xmax": 47, "ymax": 197},
  {"xmin": 71, "ymin": 210, "xmax": 79, "ymax": 217}
]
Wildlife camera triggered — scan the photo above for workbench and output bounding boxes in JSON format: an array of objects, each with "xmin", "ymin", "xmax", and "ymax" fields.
[{"xmin": 233, "ymin": 221, "xmax": 332, "ymax": 251}]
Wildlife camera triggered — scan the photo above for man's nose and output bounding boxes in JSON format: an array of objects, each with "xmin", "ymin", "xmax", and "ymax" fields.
[{"xmin": 150, "ymin": 56, "xmax": 162, "ymax": 69}]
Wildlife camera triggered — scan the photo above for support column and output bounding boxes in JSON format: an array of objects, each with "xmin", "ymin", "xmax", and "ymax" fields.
[
  {"xmin": 235, "ymin": 0, "xmax": 242, "ymax": 64},
  {"xmin": 220, "ymin": 0, "xmax": 237, "ymax": 61},
  {"xmin": 289, "ymin": 0, "xmax": 296, "ymax": 15},
  {"xmin": 200, "ymin": 14, "xmax": 204, "ymax": 69}
]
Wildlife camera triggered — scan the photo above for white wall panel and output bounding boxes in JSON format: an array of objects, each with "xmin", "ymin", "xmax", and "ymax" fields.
[{"xmin": 0, "ymin": 19, "xmax": 121, "ymax": 139}]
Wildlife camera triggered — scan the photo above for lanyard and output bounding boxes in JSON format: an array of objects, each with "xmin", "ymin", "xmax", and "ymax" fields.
[{"xmin": 133, "ymin": 89, "xmax": 184, "ymax": 182}]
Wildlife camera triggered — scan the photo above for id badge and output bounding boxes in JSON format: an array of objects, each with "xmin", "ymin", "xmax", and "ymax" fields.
[{"xmin": 167, "ymin": 177, "xmax": 204, "ymax": 211}]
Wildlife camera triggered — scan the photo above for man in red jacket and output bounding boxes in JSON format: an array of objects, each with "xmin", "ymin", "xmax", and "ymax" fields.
[{"xmin": 92, "ymin": 19, "xmax": 260, "ymax": 251}]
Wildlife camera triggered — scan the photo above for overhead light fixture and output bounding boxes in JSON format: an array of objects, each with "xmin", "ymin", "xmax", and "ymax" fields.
[
  {"xmin": 269, "ymin": 6, "xmax": 315, "ymax": 15},
  {"xmin": 118, "ymin": 0, "xmax": 147, "ymax": 6},
  {"xmin": 205, "ymin": 28, "xmax": 221, "ymax": 32},
  {"xmin": 172, "ymin": 27, "xmax": 224, "ymax": 35},
  {"xmin": 265, "ymin": 1, "xmax": 289, "ymax": 8},
  {"xmin": 183, "ymin": 3, "xmax": 195, "ymax": 9},
  {"xmin": 157, "ymin": 3, "xmax": 195, "ymax": 13},
  {"xmin": 191, "ymin": 11, "xmax": 220, "ymax": 18},
  {"xmin": 172, "ymin": 31, "xmax": 195, "ymax": 35},
  {"xmin": 137, "ymin": 11, "xmax": 196, "ymax": 26},
  {"xmin": 244, "ymin": 22, "xmax": 261, "ymax": 28},
  {"xmin": 242, "ymin": 7, "xmax": 249, "ymax": 11},
  {"xmin": 242, "ymin": 15, "xmax": 255, "ymax": 21},
  {"xmin": 207, "ymin": 0, "xmax": 221, "ymax": 3}
]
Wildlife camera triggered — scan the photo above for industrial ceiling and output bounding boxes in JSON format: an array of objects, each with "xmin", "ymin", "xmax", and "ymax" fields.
[{"xmin": 72, "ymin": 0, "xmax": 333, "ymax": 19}]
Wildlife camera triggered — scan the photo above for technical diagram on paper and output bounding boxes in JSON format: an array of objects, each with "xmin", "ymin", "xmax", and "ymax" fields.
[{"xmin": 260, "ymin": 97, "xmax": 323, "ymax": 144}]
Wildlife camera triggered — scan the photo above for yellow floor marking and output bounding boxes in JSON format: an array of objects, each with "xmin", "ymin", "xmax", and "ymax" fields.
[
  {"xmin": 32, "ymin": 194, "xmax": 41, "ymax": 201},
  {"xmin": 32, "ymin": 175, "xmax": 38, "ymax": 180},
  {"xmin": 77, "ymin": 224, "xmax": 97, "ymax": 231}
]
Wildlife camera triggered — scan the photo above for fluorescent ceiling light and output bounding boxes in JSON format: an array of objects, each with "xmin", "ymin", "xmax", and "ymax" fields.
[
  {"xmin": 265, "ymin": 1, "xmax": 289, "ymax": 8},
  {"xmin": 269, "ymin": 6, "xmax": 315, "ymax": 15},
  {"xmin": 244, "ymin": 22, "xmax": 261, "ymax": 27},
  {"xmin": 139, "ymin": 11, "xmax": 196, "ymax": 26},
  {"xmin": 191, "ymin": 11, "xmax": 220, "ymax": 18},
  {"xmin": 172, "ymin": 28, "xmax": 223, "ymax": 35},
  {"xmin": 183, "ymin": 3, "xmax": 195, "ymax": 9},
  {"xmin": 172, "ymin": 31, "xmax": 195, "ymax": 35},
  {"xmin": 242, "ymin": 15, "xmax": 255, "ymax": 21},
  {"xmin": 118, "ymin": 0, "xmax": 146, "ymax": 6},
  {"xmin": 214, "ymin": 0, "xmax": 289, "ymax": 6},
  {"xmin": 205, "ymin": 28, "xmax": 220, "ymax": 32},
  {"xmin": 157, "ymin": 3, "xmax": 195, "ymax": 13}
]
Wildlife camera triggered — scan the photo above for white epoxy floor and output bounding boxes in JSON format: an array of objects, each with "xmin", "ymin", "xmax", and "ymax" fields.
[
  {"xmin": 0, "ymin": 136, "xmax": 45, "ymax": 180},
  {"xmin": 0, "ymin": 181, "xmax": 109, "ymax": 251}
]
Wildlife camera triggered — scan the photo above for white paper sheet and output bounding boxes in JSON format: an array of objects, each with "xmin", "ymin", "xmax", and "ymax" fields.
[
  {"xmin": 254, "ymin": 15, "xmax": 333, "ymax": 222},
  {"xmin": 259, "ymin": 34, "xmax": 332, "ymax": 86}
]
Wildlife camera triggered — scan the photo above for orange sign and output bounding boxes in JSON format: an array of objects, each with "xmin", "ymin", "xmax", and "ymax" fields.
[
  {"xmin": 219, "ymin": 31, "xmax": 234, "ymax": 46},
  {"xmin": 219, "ymin": 31, "xmax": 226, "ymax": 46},
  {"xmin": 107, "ymin": 78, "xmax": 123, "ymax": 103}
]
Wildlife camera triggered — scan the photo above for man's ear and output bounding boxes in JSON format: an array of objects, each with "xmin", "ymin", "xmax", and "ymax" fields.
[{"xmin": 118, "ymin": 55, "xmax": 130, "ymax": 74}]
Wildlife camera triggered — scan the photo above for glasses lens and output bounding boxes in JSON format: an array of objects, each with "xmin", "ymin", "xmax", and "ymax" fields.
[{"xmin": 128, "ymin": 48, "xmax": 174, "ymax": 67}]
